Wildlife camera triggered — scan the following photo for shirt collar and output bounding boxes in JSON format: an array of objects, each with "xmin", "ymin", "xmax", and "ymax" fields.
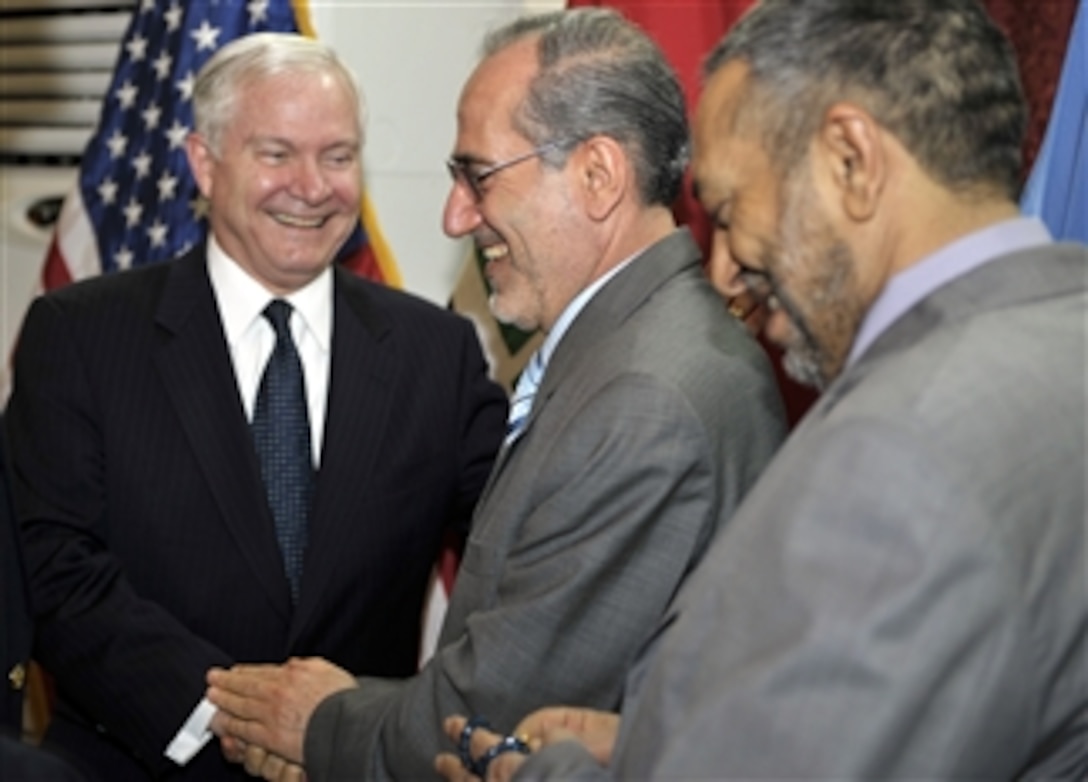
[
  {"xmin": 846, "ymin": 216, "xmax": 1052, "ymax": 368},
  {"xmin": 207, "ymin": 235, "xmax": 333, "ymax": 352},
  {"xmin": 538, "ymin": 254, "xmax": 636, "ymax": 367}
]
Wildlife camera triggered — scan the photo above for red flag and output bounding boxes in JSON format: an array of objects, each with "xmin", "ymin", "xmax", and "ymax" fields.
[
  {"xmin": 41, "ymin": 0, "xmax": 399, "ymax": 292},
  {"xmin": 569, "ymin": 0, "xmax": 818, "ymax": 425}
]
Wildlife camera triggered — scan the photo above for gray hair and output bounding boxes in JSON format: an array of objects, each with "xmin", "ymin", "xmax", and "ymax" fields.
[
  {"xmin": 192, "ymin": 32, "xmax": 364, "ymax": 156},
  {"xmin": 704, "ymin": 0, "xmax": 1027, "ymax": 200},
  {"xmin": 483, "ymin": 8, "xmax": 690, "ymax": 207}
]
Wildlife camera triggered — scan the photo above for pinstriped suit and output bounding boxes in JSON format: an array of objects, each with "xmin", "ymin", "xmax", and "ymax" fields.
[{"xmin": 4, "ymin": 247, "xmax": 507, "ymax": 781}]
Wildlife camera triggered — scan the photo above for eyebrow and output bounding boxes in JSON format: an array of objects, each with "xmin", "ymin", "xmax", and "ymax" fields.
[{"xmin": 450, "ymin": 152, "xmax": 489, "ymax": 167}]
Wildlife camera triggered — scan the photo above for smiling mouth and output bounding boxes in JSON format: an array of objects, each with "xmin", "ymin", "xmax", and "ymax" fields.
[{"xmin": 273, "ymin": 212, "xmax": 328, "ymax": 228}]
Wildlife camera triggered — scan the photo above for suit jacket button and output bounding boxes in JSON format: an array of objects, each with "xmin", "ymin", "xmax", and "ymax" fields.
[{"xmin": 7, "ymin": 663, "xmax": 26, "ymax": 691}]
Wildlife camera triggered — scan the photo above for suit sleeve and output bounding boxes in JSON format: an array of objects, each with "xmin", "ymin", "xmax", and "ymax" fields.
[
  {"xmin": 304, "ymin": 371, "xmax": 725, "ymax": 780},
  {"xmin": 5, "ymin": 296, "xmax": 232, "ymax": 776}
]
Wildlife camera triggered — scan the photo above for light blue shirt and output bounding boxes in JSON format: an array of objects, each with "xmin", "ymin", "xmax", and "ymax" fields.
[
  {"xmin": 846, "ymin": 216, "xmax": 1053, "ymax": 369},
  {"xmin": 535, "ymin": 255, "xmax": 635, "ymax": 372}
]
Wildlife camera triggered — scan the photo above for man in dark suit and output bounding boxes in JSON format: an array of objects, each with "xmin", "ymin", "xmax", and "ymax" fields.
[
  {"xmin": 4, "ymin": 33, "xmax": 506, "ymax": 782},
  {"xmin": 204, "ymin": 9, "xmax": 786, "ymax": 781},
  {"xmin": 441, "ymin": 1, "xmax": 1087, "ymax": 779}
]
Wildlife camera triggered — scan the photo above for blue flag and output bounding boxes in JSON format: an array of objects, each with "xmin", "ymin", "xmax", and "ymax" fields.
[{"xmin": 1021, "ymin": 0, "xmax": 1086, "ymax": 242}]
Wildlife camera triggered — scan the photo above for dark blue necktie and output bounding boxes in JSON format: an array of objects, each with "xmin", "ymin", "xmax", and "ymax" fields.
[{"xmin": 251, "ymin": 300, "xmax": 312, "ymax": 604}]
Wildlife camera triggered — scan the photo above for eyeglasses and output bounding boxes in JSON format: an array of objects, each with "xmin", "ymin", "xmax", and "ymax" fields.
[{"xmin": 446, "ymin": 140, "xmax": 570, "ymax": 201}]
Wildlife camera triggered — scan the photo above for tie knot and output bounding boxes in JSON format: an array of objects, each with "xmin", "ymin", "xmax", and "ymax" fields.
[{"xmin": 263, "ymin": 299, "xmax": 293, "ymax": 339}]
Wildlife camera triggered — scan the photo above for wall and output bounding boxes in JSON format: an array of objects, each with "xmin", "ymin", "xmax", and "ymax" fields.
[{"xmin": 0, "ymin": 0, "xmax": 562, "ymax": 399}]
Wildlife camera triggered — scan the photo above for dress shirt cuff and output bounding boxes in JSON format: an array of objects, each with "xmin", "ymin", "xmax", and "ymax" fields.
[{"xmin": 164, "ymin": 697, "xmax": 216, "ymax": 765}]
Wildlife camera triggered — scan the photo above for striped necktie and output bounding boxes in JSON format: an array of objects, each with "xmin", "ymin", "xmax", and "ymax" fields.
[{"xmin": 505, "ymin": 350, "xmax": 545, "ymax": 445}]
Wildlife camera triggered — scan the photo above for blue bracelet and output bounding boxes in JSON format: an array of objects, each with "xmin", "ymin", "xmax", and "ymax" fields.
[
  {"xmin": 471, "ymin": 733, "xmax": 531, "ymax": 778},
  {"xmin": 459, "ymin": 715, "xmax": 492, "ymax": 773}
]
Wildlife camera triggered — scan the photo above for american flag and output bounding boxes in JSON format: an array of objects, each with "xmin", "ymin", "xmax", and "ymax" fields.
[{"xmin": 42, "ymin": 0, "xmax": 398, "ymax": 290}]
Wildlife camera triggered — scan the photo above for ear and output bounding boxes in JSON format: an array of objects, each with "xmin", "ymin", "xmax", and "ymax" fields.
[
  {"xmin": 816, "ymin": 103, "xmax": 885, "ymax": 222},
  {"xmin": 576, "ymin": 135, "xmax": 626, "ymax": 222},
  {"xmin": 184, "ymin": 132, "xmax": 215, "ymax": 198}
]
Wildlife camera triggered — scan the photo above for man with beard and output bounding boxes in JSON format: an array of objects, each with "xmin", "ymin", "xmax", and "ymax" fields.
[
  {"xmin": 438, "ymin": 0, "xmax": 1088, "ymax": 779},
  {"xmin": 204, "ymin": 8, "xmax": 787, "ymax": 781}
]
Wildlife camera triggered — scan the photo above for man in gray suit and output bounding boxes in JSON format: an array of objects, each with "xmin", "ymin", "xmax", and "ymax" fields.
[
  {"xmin": 441, "ymin": 0, "xmax": 1088, "ymax": 779},
  {"xmin": 203, "ymin": 8, "xmax": 787, "ymax": 781}
]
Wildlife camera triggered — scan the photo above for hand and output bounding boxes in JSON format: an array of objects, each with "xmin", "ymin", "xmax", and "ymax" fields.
[
  {"xmin": 435, "ymin": 717, "xmax": 525, "ymax": 782},
  {"xmin": 207, "ymin": 657, "xmax": 357, "ymax": 764},
  {"xmin": 240, "ymin": 743, "xmax": 307, "ymax": 782},
  {"xmin": 515, "ymin": 706, "xmax": 620, "ymax": 766},
  {"xmin": 434, "ymin": 708, "xmax": 619, "ymax": 782}
]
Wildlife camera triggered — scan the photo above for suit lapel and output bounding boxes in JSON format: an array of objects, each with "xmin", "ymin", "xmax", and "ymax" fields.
[
  {"xmin": 290, "ymin": 271, "xmax": 397, "ymax": 638},
  {"xmin": 477, "ymin": 229, "xmax": 703, "ymax": 500},
  {"xmin": 530, "ymin": 229, "xmax": 702, "ymax": 432},
  {"xmin": 153, "ymin": 250, "xmax": 292, "ymax": 620}
]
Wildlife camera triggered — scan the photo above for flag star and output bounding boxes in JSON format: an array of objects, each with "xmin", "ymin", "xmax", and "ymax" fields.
[
  {"xmin": 247, "ymin": 0, "xmax": 269, "ymax": 25},
  {"xmin": 123, "ymin": 198, "xmax": 143, "ymax": 228},
  {"xmin": 148, "ymin": 219, "xmax": 169, "ymax": 248},
  {"xmin": 165, "ymin": 119, "xmax": 189, "ymax": 150},
  {"xmin": 157, "ymin": 171, "xmax": 179, "ymax": 201},
  {"xmin": 152, "ymin": 50, "xmax": 173, "ymax": 80},
  {"xmin": 126, "ymin": 34, "xmax": 149, "ymax": 63},
  {"xmin": 191, "ymin": 194, "xmax": 210, "ymax": 221},
  {"xmin": 98, "ymin": 178, "xmax": 119, "ymax": 205},
  {"xmin": 106, "ymin": 129, "xmax": 128, "ymax": 159},
  {"xmin": 176, "ymin": 71, "xmax": 195, "ymax": 102},
  {"xmin": 140, "ymin": 0, "xmax": 154, "ymax": 12},
  {"xmin": 190, "ymin": 20, "xmax": 221, "ymax": 52},
  {"xmin": 115, "ymin": 246, "xmax": 134, "ymax": 270},
  {"xmin": 141, "ymin": 102, "xmax": 162, "ymax": 131},
  {"xmin": 115, "ymin": 80, "xmax": 139, "ymax": 110},
  {"xmin": 132, "ymin": 150, "xmax": 153, "ymax": 179},
  {"xmin": 164, "ymin": 2, "xmax": 183, "ymax": 32}
]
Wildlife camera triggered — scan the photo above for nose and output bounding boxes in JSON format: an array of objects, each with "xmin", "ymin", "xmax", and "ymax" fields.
[
  {"xmin": 707, "ymin": 229, "xmax": 747, "ymax": 299},
  {"xmin": 442, "ymin": 178, "xmax": 483, "ymax": 238},
  {"xmin": 293, "ymin": 157, "xmax": 332, "ymax": 203}
]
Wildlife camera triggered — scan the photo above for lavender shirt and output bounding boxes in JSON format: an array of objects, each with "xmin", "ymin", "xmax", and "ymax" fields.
[{"xmin": 846, "ymin": 216, "xmax": 1053, "ymax": 369}]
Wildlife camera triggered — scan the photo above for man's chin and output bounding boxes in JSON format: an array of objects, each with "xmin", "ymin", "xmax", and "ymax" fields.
[
  {"xmin": 487, "ymin": 296, "xmax": 536, "ymax": 333},
  {"xmin": 782, "ymin": 347, "xmax": 828, "ymax": 391}
]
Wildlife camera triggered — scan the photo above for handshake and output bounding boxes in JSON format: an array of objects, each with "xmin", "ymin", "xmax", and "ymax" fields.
[{"xmin": 205, "ymin": 658, "xmax": 619, "ymax": 782}]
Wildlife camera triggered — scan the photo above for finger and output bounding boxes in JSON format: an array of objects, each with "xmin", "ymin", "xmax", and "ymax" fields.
[
  {"xmin": 259, "ymin": 751, "xmax": 286, "ymax": 782},
  {"xmin": 443, "ymin": 715, "xmax": 469, "ymax": 744},
  {"xmin": 216, "ymin": 709, "xmax": 273, "ymax": 749},
  {"xmin": 435, "ymin": 751, "xmax": 477, "ymax": 782},
  {"xmin": 487, "ymin": 750, "xmax": 529, "ymax": 782},
  {"xmin": 207, "ymin": 683, "xmax": 270, "ymax": 721},
  {"xmin": 469, "ymin": 725, "xmax": 504, "ymax": 759},
  {"xmin": 219, "ymin": 733, "xmax": 247, "ymax": 763},
  {"xmin": 244, "ymin": 744, "xmax": 269, "ymax": 777},
  {"xmin": 279, "ymin": 762, "xmax": 305, "ymax": 782}
]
